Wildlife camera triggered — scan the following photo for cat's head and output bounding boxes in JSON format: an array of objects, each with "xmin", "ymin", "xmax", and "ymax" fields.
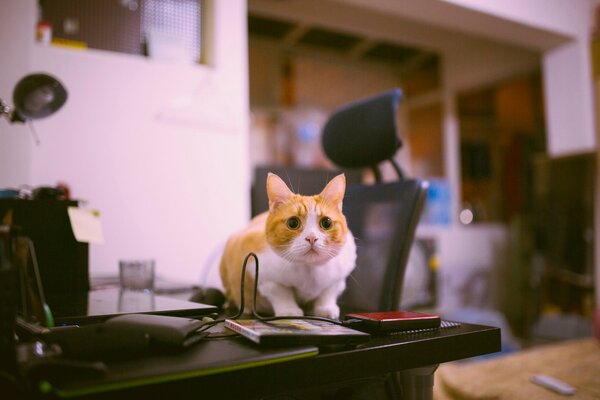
[{"xmin": 265, "ymin": 173, "xmax": 349, "ymax": 265}]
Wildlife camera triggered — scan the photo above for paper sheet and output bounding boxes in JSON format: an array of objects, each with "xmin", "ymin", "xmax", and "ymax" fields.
[{"xmin": 68, "ymin": 207, "xmax": 104, "ymax": 244}]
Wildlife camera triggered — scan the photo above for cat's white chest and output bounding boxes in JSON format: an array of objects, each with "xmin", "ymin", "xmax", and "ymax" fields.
[{"xmin": 254, "ymin": 231, "xmax": 356, "ymax": 303}]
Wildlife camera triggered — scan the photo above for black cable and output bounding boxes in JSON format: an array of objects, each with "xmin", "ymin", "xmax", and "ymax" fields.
[
  {"xmin": 236, "ymin": 252, "xmax": 256, "ymax": 319},
  {"xmin": 193, "ymin": 252, "xmax": 259, "ymax": 336},
  {"xmin": 242, "ymin": 252, "xmax": 342, "ymax": 326},
  {"xmin": 199, "ymin": 251, "xmax": 344, "ymax": 340}
]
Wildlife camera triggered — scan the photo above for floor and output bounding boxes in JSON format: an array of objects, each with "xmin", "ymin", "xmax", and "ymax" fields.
[{"xmin": 433, "ymin": 337, "xmax": 600, "ymax": 400}]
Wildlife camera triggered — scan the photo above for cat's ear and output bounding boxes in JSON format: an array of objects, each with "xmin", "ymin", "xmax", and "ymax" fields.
[
  {"xmin": 320, "ymin": 174, "xmax": 346, "ymax": 211},
  {"xmin": 267, "ymin": 173, "xmax": 295, "ymax": 210}
]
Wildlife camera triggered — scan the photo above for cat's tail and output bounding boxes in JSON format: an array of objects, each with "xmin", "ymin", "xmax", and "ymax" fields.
[
  {"xmin": 189, "ymin": 286, "xmax": 226, "ymax": 309},
  {"xmin": 189, "ymin": 241, "xmax": 227, "ymax": 309},
  {"xmin": 199, "ymin": 240, "xmax": 226, "ymax": 290}
]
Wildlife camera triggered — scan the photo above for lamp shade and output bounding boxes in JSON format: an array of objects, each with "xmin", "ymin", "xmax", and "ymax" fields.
[{"xmin": 11, "ymin": 73, "xmax": 67, "ymax": 122}]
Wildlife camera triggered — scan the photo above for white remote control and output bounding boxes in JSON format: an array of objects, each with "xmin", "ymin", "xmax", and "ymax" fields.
[{"xmin": 530, "ymin": 374, "xmax": 576, "ymax": 395}]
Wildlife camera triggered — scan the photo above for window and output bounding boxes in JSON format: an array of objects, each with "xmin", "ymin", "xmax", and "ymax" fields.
[{"xmin": 38, "ymin": 0, "xmax": 203, "ymax": 63}]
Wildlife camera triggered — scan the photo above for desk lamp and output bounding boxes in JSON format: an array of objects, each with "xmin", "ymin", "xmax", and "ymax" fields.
[{"xmin": 0, "ymin": 73, "xmax": 67, "ymax": 124}]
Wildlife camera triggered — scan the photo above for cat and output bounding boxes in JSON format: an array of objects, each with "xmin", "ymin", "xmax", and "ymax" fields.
[{"xmin": 219, "ymin": 172, "xmax": 356, "ymax": 319}]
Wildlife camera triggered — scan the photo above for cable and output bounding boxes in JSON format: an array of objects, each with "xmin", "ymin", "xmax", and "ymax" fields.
[
  {"xmin": 241, "ymin": 252, "xmax": 342, "ymax": 326},
  {"xmin": 198, "ymin": 252, "xmax": 344, "ymax": 339},
  {"xmin": 192, "ymin": 253, "xmax": 258, "ymax": 336}
]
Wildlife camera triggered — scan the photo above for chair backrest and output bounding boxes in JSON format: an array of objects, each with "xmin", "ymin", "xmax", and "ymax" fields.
[
  {"xmin": 338, "ymin": 179, "xmax": 429, "ymax": 313},
  {"xmin": 322, "ymin": 89, "xmax": 402, "ymax": 171},
  {"xmin": 322, "ymin": 88, "xmax": 405, "ymax": 180}
]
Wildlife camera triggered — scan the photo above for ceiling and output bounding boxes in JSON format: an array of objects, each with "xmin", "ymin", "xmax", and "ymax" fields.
[
  {"xmin": 246, "ymin": 0, "xmax": 573, "ymax": 87},
  {"xmin": 247, "ymin": 12, "xmax": 440, "ymax": 75}
]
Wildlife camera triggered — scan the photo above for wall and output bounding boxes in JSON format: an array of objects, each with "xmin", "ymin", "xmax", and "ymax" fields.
[
  {"xmin": 249, "ymin": 39, "xmax": 404, "ymax": 111},
  {"xmin": 443, "ymin": 0, "xmax": 587, "ymax": 38},
  {"xmin": 0, "ymin": 0, "xmax": 34, "ymax": 187},
  {"xmin": 0, "ymin": 0, "xmax": 250, "ymax": 284},
  {"xmin": 544, "ymin": 40, "xmax": 597, "ymax": 156}
]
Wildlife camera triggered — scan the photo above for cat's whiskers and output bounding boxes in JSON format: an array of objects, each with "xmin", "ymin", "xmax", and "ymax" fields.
[
  {"xmin": 278, "ymin": 247, "xmax": 303, "ymax": 264},
  {"xmin": 347, "ymin": 273, "xmax": 360, "ymax": 287},
  {"xmin": 325, "ymin": 251, "xmax": 340, "ymax": 260}
]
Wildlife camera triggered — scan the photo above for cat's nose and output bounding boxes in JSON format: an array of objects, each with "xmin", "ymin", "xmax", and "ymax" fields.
[{"xmin": 305, "ymin": 235, "xmax": 318, "ymax": 245}]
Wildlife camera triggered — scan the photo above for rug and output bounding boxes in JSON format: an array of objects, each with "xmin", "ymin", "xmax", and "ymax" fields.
[{"xmin": 434, "ymin": 338, "xmax": 600, "ymax": 400}]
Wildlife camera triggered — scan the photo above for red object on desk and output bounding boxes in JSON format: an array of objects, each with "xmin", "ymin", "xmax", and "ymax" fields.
[{"xmin": 345, "ymin": 310, "xmax": 441, "ymax": 332}]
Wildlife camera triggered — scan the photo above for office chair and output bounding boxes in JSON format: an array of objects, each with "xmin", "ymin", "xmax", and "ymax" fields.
[
  {"xmin": 320, "ymin": 89, "xmax": 430, "ymax": 400},
  {"xmin": 321, "ymin": 89, "xmax": 429, "ymax": 314}
]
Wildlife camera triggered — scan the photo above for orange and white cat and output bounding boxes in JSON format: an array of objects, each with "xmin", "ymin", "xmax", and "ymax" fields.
[{"xmin": 219, "ymin": 173, "xmax": 356, "ymax": 319}]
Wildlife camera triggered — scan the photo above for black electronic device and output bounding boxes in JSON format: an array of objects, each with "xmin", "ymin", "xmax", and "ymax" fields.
[
  {"xmin": 104, "ymin": 314, "xmax": 207, "ymax": 348},
  {"xmin": 52, "ymin": 289, "xmax": 217, "ymax": 326},
  {"xmin": 42, "ymin": 323, "xmax": 150, "ymax": 361}
]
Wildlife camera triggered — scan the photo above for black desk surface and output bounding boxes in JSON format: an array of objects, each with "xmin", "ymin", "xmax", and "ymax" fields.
[{"xmin": 37, "ymin": 321, "xmax": 500, "ymax": 400}]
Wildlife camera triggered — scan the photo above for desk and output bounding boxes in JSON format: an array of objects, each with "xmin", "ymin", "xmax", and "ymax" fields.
[{"xmin": 28, "ymin": 322, "xmax": 500, "ymax": 400}]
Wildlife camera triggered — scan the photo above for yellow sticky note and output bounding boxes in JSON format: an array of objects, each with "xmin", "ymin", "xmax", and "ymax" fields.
[{"xmin": 67, "ymin": 207, "xmax": 104, "ymax": 244}]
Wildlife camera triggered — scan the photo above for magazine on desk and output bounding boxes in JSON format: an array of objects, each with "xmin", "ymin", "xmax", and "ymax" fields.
[{"xmin": 225, "ymin": 318, "xmax": 370, "ymax": 346}]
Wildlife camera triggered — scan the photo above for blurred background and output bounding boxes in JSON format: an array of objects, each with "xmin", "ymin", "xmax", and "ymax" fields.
[{"xmin": 0, "ymin": 0, "xmax": 598, "ymax": 347}]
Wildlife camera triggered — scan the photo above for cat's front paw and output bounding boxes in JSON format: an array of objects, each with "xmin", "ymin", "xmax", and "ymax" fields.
[
  {"xmin": 313, "ymin": 304, "xmax": 340, "ymax": 320},
  {"xmin": 274, "ymin": 304, "xmax": 304, "ymax": 317}
]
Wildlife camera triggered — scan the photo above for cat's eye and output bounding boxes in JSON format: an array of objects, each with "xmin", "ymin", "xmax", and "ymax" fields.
[
  {"xmin": 286, "ymin": 216, "xmax": 301, "ymax": 230},
  {"xmin": 320, "ymin": 217, "xmax": 333, "ymax": 230}
]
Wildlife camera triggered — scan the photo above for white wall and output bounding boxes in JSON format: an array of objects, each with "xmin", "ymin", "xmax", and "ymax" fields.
[
  {"xmin": 334, "ymin": 0, "xmax": 571, "ymax": 51},
  {"xmin": 0, "ymin": 0, "xmax": 250, "ymax": 284},
  {"xmin": 0, "ymin": 0, "xmax": 34, "ymax": 187},
  {"xmin": 443, "ymin": 0, "xmax": 588, "ymax": 39},
  {"xmin": 544, "ymin": 40, "xmax": 597, "ymax": 156}
]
